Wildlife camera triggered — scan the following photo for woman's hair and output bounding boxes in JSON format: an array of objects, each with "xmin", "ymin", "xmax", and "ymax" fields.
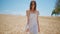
[{"xmin": 30, "ymin": 1, "xmax": 36, "ymax": 10}]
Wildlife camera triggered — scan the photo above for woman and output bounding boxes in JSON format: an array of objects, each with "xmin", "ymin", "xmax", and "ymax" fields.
[{"xmin": 26, "ymin": 0, "xmax": 40, "ymax": 34}]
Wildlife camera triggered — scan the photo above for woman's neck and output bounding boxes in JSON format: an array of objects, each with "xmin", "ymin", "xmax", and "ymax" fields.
[
  {"xmin": 31, "ymin": 9, "xmax": 35, "ymax": 11},
  {"xmin": 30, "ymin": 10, "xmax": 36, "ymax": 13}
]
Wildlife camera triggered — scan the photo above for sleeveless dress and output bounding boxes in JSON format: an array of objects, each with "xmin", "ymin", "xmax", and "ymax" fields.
[{"xmin": 28, "ymin": 12, "xmax": 38, "ymax": 34}]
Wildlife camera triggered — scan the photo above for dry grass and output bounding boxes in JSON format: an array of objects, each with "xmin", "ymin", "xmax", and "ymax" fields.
[{"xmin": 0, "ymin": 14, "xmax": 60, "ymax": 34}]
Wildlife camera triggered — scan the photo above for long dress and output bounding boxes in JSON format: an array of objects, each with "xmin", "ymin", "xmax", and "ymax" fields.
[{"xmin": 28, "ymin": 12, "xmax": 38, "ymax": 34}]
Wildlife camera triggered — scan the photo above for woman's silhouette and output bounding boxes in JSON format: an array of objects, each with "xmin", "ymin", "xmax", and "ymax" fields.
[{"xmin": 26, "ymin": 0, "xmax": 40, "ymax": 34}]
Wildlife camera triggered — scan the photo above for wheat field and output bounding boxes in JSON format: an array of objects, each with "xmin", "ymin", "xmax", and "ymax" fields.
[{"xmin": 0, "ymin": 14, "xmax": 60, "ymax": 34}]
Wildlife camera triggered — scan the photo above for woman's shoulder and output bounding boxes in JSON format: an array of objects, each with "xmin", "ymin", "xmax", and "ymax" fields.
[
  {"xmin": 26, "ymin": 9, "xmax": 30, "ymax": 11},
  {"xmin": 35, "ymin": 10, "xmax": 39, "ymax": 15},
  {"xmin": 26, "ymin": 10, "xmax": 30, "ymax": 13},
  {"xmin": 35, "ymin": 10, "xmax": 39, "ymax": 13}
]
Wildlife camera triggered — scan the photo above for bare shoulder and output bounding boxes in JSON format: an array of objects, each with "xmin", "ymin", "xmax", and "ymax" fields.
[
  {"xmin": 26, "ymin": 10, "xmax": 30, "ymax": 13},
  {"xmin": 35, "ymin": 10, "xmax": 39, "ymax": 15},
  {"xmin": 36, "ymin": 10, "xmax": 39, "ymax": 13}
]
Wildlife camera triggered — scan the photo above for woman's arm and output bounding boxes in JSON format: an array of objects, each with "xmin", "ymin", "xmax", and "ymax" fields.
[
  {"xmin": 37, "ymin": 11, "xmax": 40, "ymax": 32},
  {"xmin": 37, "ymin": 18, "xmax": 40, "ymax": 32},
  {"xmin": 26, "ymin": 10, "xmax": 29, "ymax": 32},
  {"xmin": 26, "ymin": 10, "xmax": 29, "ymax": 25}
]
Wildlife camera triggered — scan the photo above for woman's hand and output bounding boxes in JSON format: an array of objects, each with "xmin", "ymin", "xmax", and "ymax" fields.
[
  {"xmin": 26, "ymin": 24, "xmax": 29, "ymax": 32},
  {"xmin": 26, "ymin": 28, "xmax": 29, "ymax": 32},
  {"xmin": 38, "ymin": 27, "xmax": 40, "ymax": 32}
]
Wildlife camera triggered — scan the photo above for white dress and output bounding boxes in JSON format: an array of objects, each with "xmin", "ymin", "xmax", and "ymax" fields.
[{"xmin": 28, "ymin": 12, "xmax": 38, "ymax": 34}]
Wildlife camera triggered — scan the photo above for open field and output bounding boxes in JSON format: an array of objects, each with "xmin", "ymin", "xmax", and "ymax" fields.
[{"xmin": 0, "ymin": 14, "xmax": 60, "ymax": 34}]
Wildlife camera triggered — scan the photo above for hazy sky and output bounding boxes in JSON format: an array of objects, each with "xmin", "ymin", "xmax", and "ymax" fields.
[{"xmin": 0, "ymin": 0, "xmax": 56, "ymax": 16}]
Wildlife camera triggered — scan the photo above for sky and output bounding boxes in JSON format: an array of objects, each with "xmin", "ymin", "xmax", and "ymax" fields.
[{"xmin": 0, "ymin": 0, "xmax": 56, "ymax": 16}]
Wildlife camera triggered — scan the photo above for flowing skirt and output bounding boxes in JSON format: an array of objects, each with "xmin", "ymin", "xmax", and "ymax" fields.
[{"xmin": 29, "ymin": 24, "xmax": 38, "ymax": 34}]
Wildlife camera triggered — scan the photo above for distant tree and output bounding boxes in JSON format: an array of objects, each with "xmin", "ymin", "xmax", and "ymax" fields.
[{"xmin": 51, "ymin": 0, "xmax": 60, "ymax": 16}]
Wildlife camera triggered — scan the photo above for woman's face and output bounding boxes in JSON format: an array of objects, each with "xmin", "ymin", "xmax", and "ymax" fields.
[{"xmin": 31, "ymin": 2, "xmax": 35, "ymax": 10}]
